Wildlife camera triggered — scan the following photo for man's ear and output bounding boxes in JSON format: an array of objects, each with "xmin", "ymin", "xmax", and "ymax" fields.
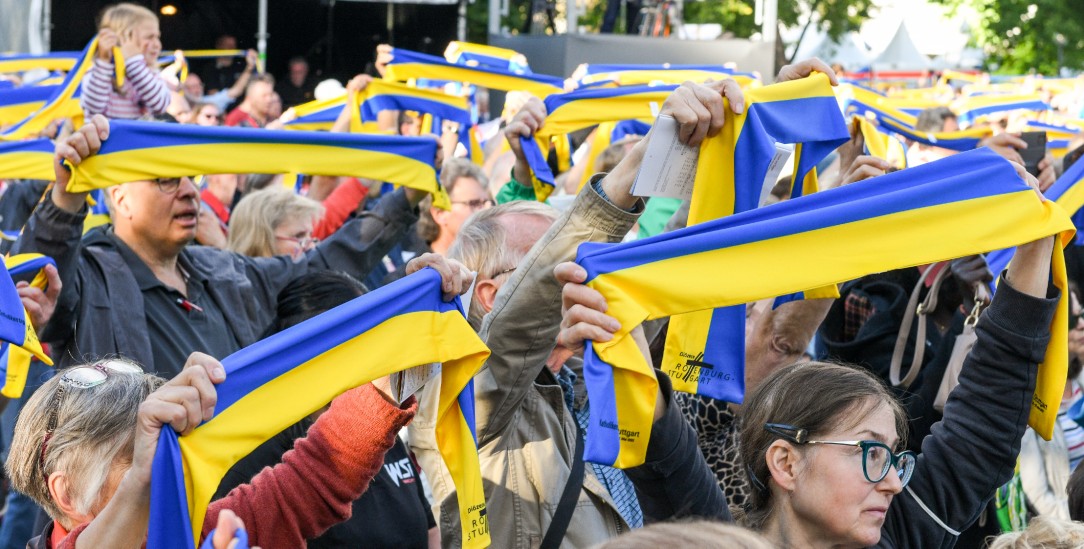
[
  {"xmin": 108, "ymin": 184, "xmax": 130, "ymax": 220},
  {"xmin": 764, "ymin": 440, "xmax": 803, "ymax": 493},
  {"xmin": 474, "ymin": 278, "xmax": 501, "ymax": 314}
]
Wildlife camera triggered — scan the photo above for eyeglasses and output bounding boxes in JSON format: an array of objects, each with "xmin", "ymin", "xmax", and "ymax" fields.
[
  {"xmin": 489, "ymin": 266, "xmax": 516, "ymax": 279},
  {"xmin": 38, "ymin": 360, "xmax": 144, "ymax": 483},
  {"xmin": 763, "ymin": 423, "xmax": 917, "ymax": 487},
  {"xmin": 275, "ymin": 235, "xmax": 319, "ymax": 250},
  {"xmin": 451, "ymin": 198, "xmax": 495, "ymax": 210},
  {"xmin": 154, "ymin": 177, "xmax": 195, "ymax": 194}
]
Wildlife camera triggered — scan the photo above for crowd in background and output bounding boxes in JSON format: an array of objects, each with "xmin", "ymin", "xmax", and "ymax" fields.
[{"xmin": 3, "ymin": 2, "xmax": 1084, "ymax": 548}]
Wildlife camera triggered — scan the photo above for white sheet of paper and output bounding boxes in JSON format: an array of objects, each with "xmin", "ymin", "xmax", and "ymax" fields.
[
  {"xmin": 631, "ymin": 114, "xmax": 699, "ymax": 200},
  {"xmin": 758, "ymin": 143, "xmax": 795, "ymax": 207}
]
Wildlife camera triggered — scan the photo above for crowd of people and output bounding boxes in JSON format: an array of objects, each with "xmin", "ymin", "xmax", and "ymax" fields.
[{"xmin": 2, "ymin": 2, "xmax": 1084, "ymax": 548}]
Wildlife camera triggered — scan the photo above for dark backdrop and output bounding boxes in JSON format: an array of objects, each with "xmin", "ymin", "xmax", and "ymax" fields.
[{"xmin": 51, "ymin": 0, "xmax": 458, "ymax": 84}]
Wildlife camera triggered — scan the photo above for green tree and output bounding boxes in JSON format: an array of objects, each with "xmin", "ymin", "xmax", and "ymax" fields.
[
  {"xmin": 471, "ymin": 0, "xmax": 872, "ymax": 45},
  {"xmin": 934, "ymin": 0, "xmax": 1084, "ymax": 74}
]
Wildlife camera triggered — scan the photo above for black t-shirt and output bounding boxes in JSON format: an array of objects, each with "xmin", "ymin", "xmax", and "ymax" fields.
[{"xmin": 215, "ymin": 418, "xmax": 435, "ymax": 548}]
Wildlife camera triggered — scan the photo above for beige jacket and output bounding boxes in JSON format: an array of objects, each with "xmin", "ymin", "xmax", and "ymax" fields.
[{"xmin": 411, "ymin": 181, "xmax": 642, "ymax": 549}]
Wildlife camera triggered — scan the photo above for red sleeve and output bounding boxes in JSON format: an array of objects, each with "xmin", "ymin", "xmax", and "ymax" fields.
[
  {"xmin": 312, "ymin": 178, "xmax": 369, "ymax": 240},
  {"xmin": 224, "ymin": 108, "xmax": 248, "ymax": 127},
  {"xmin": 201, "ymin": 385, "xmax": 416, "ymax": 548}
]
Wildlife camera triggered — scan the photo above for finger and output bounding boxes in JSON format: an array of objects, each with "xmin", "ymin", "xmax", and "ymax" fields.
[
  {"xmin": 564, "ymin": 303, "xmax": 621, "ymax": 333},
  {"xmin": 719, "ymin": 79, "xmax": 745, "ymax": 115},
  {"xmin": 1039, "ymin": 154, "xmax": 1053, "ymax": 170},
  {"xmin": 684, "ymin": 99, "xmax": 713, "ymax": 147},
  {"xmin": 179, "ymin": 364, "xmax": 219, "ymax": 421},
  {"xmin": 44, "ymin": 264, "xmax": 61, "ymax": 300},
  {"xmin": 15, "ymin": 281, "xmax": 28, "ymax": 289},
  {"xmin": 80, "ymin": 124, "xmax": 102, "ymax": 155},
  {"xmin": 545, "ymin": 346, "xmax": 575, "ymax": 371},
  {"xmin": 846, "ymin": 164, "xmax": 885, "ymax": 185},
  {"xmin": 995, "ymin": 146, "xmax": 1025, "ymax": 165},
  {"xmin": 183, "ymin": 351, "xmax": 227, "ymax": 383},
  {"xmin": 213, "ymin": 509, "xmax": 239, "ymax": 548},
  {"xmin": 557, "ymin": 322, "xmax": 616, "ymax": 350},
  {"xmin": 553, "ymin": 262, "xmax": 588, "ymax": 285},
  {"xmin": 68, "ymin": 131, "xmax": 90, "ymax": 160},
  {"xmin": 997, "ymin": 133, "xmax": 1028, "ymax": 150},
  {"xmin": 89, "ymin": 114, "xmax": 109, "ymax": 141},
  {"xmin": 561, "ymin": 282, "xmax": 609, "ymax": 316},
  {"xmin": 55, "ymin": 143, "xmax": 79, "ymax": 166},
  {"xmin": 152, "ymin": 384, "xmax": 204, "ymax": 435},
  {"xmin": 141, "ymin": 397, "xmax": 191, "ymax": 434},
  {"xmin": 686, "ymin": 82, "xmax": 726, "ymax": 140}
]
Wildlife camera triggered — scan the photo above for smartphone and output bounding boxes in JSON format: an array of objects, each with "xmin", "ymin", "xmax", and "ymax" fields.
[{"xmin": 1019, "ymin": 131, "xmax": 1047, "ymax": 177}]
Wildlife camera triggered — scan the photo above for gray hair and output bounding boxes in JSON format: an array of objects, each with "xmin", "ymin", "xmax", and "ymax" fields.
[
  {"xmin": 447, "ymin": 200, "xmax": 558, "ymax": 326},
  {"xmin": 915, "ymin": 106, "xmax": 957, "ymax": 133},
  {"xmin": 6, "ymin": 361, "xmax": 162, "ymax": 529},
  {"xmin": 418, "ymin": 158, "xmax": 491, "ymax": 244}
]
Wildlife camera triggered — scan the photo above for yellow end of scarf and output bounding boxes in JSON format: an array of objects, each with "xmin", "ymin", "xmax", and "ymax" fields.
[{"xmin": 113, "ymin": 47, "xmax": 126, "ymax": 87}]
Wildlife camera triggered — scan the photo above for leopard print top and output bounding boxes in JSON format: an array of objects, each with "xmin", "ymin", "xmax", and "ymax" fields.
[{"xmin": 675, "ymin": 391, "xmax": 750, "ymax": 518}]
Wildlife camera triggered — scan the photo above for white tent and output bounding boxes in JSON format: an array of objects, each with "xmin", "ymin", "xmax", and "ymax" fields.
[
  {"xmin": 807, "ymin": 32, "xmax": 873, "ymax": 71},
  {"xmin": 872, "ymin": 22, "xmax": 932, "ymax": 71}
]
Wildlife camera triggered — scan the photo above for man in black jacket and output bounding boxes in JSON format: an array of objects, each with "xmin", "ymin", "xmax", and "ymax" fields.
[{"xmin": 12, "ymin": 115, "xmax": 424, "ymax": 377}]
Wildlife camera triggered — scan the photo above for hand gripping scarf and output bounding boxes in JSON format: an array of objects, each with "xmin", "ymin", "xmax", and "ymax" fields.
[
  {"xmin": 518, "ymin": 85, "xmax": 676, "ymax": 201},
  {"xmin": 661, "ymin": 73, "xmax": 848, "ymax": 404},
  {"xmin": 0, "ymin": 139, "xmax": 55, "ymax": 181},
  {"xmin": 147, "ymin": 268, "xmax": 491, "ymax": 548},
  {"xmin": 383, "ymin": 47, "xmax": 563, "ymax": 97},
  {"xmin": 576, "ymin": 147, "xmax": 1074, "ymax": 467},
  {"xmin": 1, "ymin": 39, "xmax": 95, "ymax": 140},
  {"xmin": 64, "ymin": 120, "xmax": 450, "ymax": 208},
  {"xmin": 0, "ymin": 254, "xmax": 55, "ymax": 398},
  {"xmin": 986, "ymin": 153, "xmax": 1084, "ymax": 284}
]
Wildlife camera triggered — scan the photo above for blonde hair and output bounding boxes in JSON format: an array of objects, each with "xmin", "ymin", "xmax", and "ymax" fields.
[
  {"xmin": 98, "ymin": 3, "xmax": 157, "ymax": 36},
  {"xmin": 228, "ymin": 188, "xmax": 324, "ymax": 258},
  {"xmin": 6, "ymin": 361, "xmax": 161, "ymax": 529},
  {"xmin": 987, "ymin": 516, "xmax": 1084, "ymax": 548},
  {"xmin": 590, "ymin": 521, "xmax": 773, "ymax": 549}
]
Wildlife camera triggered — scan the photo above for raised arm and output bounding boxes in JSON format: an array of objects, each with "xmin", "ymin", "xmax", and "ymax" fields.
[
  {"xmin": 203, "ymin": 384, "xmax": 416, "ymax": 547},
  {"xmin": 474, "ymin": 79, "xmax": 745, "ymax": 440},
  {"xmin": 886, "ymin": 167, "xmax": 1057, "ymax": 545},
  {"xmin": 10, "ymin": 117, "xmax": 108, "ymax": 342}
]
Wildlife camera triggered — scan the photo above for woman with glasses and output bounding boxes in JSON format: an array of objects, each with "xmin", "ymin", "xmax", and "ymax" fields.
[
  {"xmin": 228, "ymin": 187, "xmax": 323, "ymax": 260},
  {"xmin": 735, "ymin": 232, "xmax": 1058, "ymax": 548},
  {"xmin": 6, "ymin": 257, "xmax": 473, "ymax": 548},
  {"xmin": 554, "ymin": 225, "xmax": 1057, "ymax": 547}
]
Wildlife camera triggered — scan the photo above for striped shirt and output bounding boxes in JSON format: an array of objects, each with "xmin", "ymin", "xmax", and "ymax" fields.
[
  {"xmin": 80, "ymin": 54, "xmax": 171, "ymax": 120},
  {"xmin": 1059, "ymin": 381, "xmax": 1084, "ymax": 471}
]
